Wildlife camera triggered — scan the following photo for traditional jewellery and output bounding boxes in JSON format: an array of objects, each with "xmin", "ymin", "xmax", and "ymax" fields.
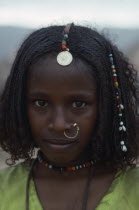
[
  {"xmin": 64, "ymin": 123, "xmax": 79, "ymax": 139},
  {"xmin": 109, "ymin": 53, "xmax": 127, "ymax": 152},
  {"xmin": 57, "ymin": 23, "xmax": 73, "ymax": 66},
  {"xmin": 37, "ymin": 150, "xmax": 94, "ymax": 172}
]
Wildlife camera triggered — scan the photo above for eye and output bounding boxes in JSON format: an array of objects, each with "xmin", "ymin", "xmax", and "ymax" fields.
[
  {"xmin": 35, "ymin": 100, "xmax": 48, "ymax": 107},
  {"xmin": 72, "ymin": 101, "xmax": 87, "ymax": 108}
]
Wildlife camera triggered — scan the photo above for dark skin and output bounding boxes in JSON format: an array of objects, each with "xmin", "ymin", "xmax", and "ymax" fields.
[{"xmin": 26, "ymin": 54, "xmax": 116, "ymax": 210}]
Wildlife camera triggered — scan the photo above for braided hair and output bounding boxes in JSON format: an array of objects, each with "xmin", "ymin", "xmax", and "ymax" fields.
[{"xmin": 0, "ymin": 25, "xmax": 138, "ymax": 169}]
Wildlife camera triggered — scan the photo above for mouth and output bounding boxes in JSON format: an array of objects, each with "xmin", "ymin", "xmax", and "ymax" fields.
[
  {"xmin": 45, "ymin": 139, "xmax": 77, "ymax": 145},
  {"xmin": 43, "ymin": 139, "xmax": 78, "ymax": 150}
]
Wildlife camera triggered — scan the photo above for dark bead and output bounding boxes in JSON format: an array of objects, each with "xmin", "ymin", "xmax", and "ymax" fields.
[{"xmin": 109, "ymin": 57, "xmax": 113, "ymax": 63}]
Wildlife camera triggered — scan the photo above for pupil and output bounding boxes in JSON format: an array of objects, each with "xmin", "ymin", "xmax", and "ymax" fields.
[
  {"xmin": 76, "ymin": 102, "xmax": 83, "ymax": 107},
  {"xmin": 39, "ymin": 100, "xmax": 46, "ymax": 106}
]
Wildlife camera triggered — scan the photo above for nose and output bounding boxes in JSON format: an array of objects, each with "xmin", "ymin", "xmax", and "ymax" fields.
[{"xmin": 48, "ymin": 107, "xmax": 71, "ymax": 132}]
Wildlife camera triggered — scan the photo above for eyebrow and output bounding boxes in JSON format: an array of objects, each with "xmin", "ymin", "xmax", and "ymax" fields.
[
  {"xmin": 69, "ymin": 92, "xmax": 96, "ymax": 99},
  {"xmin": 28, "ymin": 91, "xmax": 96, "ymax": 99}
]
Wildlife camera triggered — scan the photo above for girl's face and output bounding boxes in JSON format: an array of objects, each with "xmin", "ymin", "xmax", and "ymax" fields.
[{"xmin": 26, "ymin": 54, "xmax": 98, "ymax": 166}]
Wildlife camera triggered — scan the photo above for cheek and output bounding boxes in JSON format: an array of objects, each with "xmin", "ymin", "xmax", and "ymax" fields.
[
  {"xmin": 79, "ymin": 106, "xmax": 98, "ymax": 142},
  {"xmin": 27, "ymin": 107, "xmax": 46, "ymax": 138}
]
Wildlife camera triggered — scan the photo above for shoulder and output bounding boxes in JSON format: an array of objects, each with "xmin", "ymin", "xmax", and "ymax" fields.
[
  {"xmin": 0, "ymin": 162, "xmax": 29, "ymax": 192},
  {"xmin": 121, "ymin": 166, "xmax": 139, "ymax": 186},
  {"xmin": 0, "ymin": 162, "xmax": 29, "ymax": 185},
  {"xmin": 97, "ymin": 166, "xmax": 139, "ymax": 210},
  {"xmin": 0, "ymin": 162, "xmax": 29, "ymax": 208},
  {"xmin": 119, "ymin": 166, "xmax": 139, "ymax": 206}
]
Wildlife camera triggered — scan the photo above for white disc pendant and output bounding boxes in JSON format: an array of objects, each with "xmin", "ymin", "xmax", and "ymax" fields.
[{"xmin": 57, "ymin": 51, "xmax": 73, "ymax": 66}]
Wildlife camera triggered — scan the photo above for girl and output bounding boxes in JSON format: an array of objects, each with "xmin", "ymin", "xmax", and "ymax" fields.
[{"xmin": 0, "ymin": 23, "xmax": 139, "ymax": 210}]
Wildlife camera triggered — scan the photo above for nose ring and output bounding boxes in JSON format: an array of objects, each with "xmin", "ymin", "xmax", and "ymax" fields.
[{"xmin": 64, "ymin": 123, "xmax": 80, "ymax": 139}]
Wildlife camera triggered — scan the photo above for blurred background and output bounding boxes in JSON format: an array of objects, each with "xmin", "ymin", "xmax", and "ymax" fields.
[{"xmin": 0, "ymin": 0, "xmax": 139, "ymax": 168}]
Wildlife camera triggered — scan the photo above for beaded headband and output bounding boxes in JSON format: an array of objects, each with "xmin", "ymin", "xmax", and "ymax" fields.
[{"xmin": 57, "ymin": 23, "xmax": 73, "ymax": 66}]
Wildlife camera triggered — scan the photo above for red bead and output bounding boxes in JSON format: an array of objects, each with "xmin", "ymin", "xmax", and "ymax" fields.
[
  {"xmin": 62, "ymin": 45, "xmax": 67, "ymax": 50},
  {"xmin": 67, "ymin": 167, "xmax": 73, "ymax": 171},
  {"xmin": 42, "ymin": 162, "xmax": 46, "ymax": 166},
  {"xmin": 114, "ymin": 77, "xmax": 117, "ymax": 82},
  {"xmin": 85, "ymin": 162, "xmax": 91, "ymax": 167}
]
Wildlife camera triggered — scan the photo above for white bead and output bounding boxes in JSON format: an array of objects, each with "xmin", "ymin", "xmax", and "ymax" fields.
[
  {"xmin": 113, "ymin": 74, "xmax": 117, "ymax": 76},
  {"xmin": 80, "ymin": 165, "xmax": 82, "ymax": 168},
  {"xmin": 120, "ymin": 141, "xmax": 124, "ymax": 145},
  {"xmin": 76, "ymin": 166, "xmax": 79, "ymax": 169},
  {"xmin": 64, "ymin": 34, "xmax": 68, "ymax": 38},
  {"xmin": 122, "ymin": 126, "xmax": 126, "ymax": 131},
  {"xmin": 120, "ymin": 104, "xmax": 124, "ymax": 109},
  {"xmin": 121, "ymin": 145, "xmax": 127, "ymax": 152},
  {"xmin": 111, "ymin": 65, "xmax": 115, "ymax": 68},
  {"xmin": 48, "ymin": 165, "xmax": 52, "ymax": 169},
  {"xmin": 119, "ymin": 126, "xmax": 123, "ymax": 131},
  {"xmin": 119, "ymin": 113, "xmax": 122, "ymax": 116},
  {"xmin": 83, "ymin": 164, "xmax": 86, "ymax": 168},
  {"xmin": 120, "ymin": 121, "xmax": 124, "ymax": 125}
]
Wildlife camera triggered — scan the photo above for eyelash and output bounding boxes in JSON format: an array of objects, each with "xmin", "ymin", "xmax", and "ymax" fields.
[{"xmin": 34, "ymin": 100, "xmax": 88, "ymax": 109}]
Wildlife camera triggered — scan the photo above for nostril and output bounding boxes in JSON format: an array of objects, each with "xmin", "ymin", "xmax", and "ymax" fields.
[{"xmin": 47, "ymin": 122, "xmax": 71, "ymax": 131}]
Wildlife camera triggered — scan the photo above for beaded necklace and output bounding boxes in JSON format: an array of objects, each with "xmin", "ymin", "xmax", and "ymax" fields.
[{"xmin": 38, "ymin": 150, "xmax": 94, "ymax": 172}]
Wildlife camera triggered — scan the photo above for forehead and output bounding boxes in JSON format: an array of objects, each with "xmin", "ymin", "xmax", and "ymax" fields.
[{"xmin": 27, "ymin": 55, "xmax": 97, "ymax": 93}]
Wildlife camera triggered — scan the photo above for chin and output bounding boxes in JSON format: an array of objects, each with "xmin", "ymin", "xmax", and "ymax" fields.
[
  {"xmin": 48, "ymin": 154, "xmax": 77, "ymax": 166},
  {"xmin": 42, "ymin": 150, "xmax": 81, "ymax": 167}
]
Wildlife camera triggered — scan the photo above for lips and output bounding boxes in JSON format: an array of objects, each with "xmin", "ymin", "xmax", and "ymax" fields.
[
  {"xmin": 42, "ymin": 139, "xmax": 78, "ymax": 150},
  {"xmin": 44, "ymin": 139, "xmax": 77, "ymax": 145}
]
